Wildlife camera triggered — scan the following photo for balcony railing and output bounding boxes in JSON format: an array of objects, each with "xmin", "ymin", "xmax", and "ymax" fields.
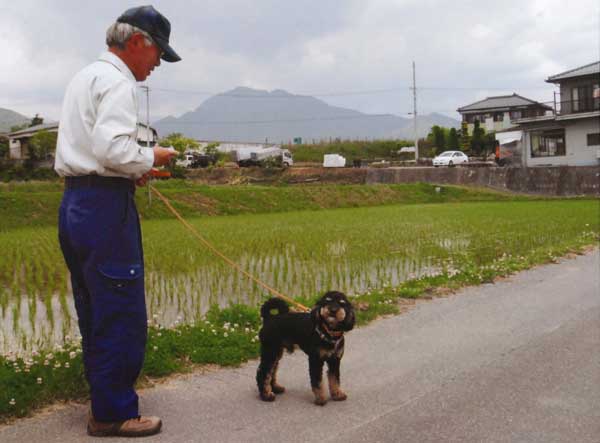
[{"xmin": 556, "ymin": 97, "xmax": 600, "ymax": 115}]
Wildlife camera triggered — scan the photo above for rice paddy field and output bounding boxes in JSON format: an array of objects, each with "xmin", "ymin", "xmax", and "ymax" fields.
[
  {"xmin": 0, "ymin": 185, "xmax": 598, "ymax": 356},
  {"xmin": 0, "ymin": 181, "xmax": 599, "ymax": 419}
]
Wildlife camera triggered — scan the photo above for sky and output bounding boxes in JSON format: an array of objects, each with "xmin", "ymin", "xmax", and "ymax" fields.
[{"xmin": 1, "ymin": 0, "xmax": 599, "ymax": 123}]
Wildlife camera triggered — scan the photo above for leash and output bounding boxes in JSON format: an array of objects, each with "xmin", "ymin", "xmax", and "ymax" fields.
[{"xmin": 149, "ymin": 183, "xmax": 310, "ymax": 313}]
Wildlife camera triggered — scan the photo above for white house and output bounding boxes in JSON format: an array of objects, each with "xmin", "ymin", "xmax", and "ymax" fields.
[
  {"xmin": 514, "ymin": 61, "xmax": 600, "ymax": 166},
  {"xmin": 457, "ymin": 94, "xmax": 553, "ymax": 135},
  {"xmin": 136, "ymin": 123, "xmax": 159, "ymax": 147},
  {"xmin": 8, "ymin": 123, "xmax": 59, "ymax": 160}
]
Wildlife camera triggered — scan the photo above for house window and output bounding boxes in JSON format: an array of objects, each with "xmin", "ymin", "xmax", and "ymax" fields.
[
  {"xmin": 530, "ymin": 129, "xmax": 566, "ymax": 157},
  {"xmin": 587, "ymin": 133, "xmax": 600, "ymax": 146},
  {"xmin": 511, "ymin": 110, "xmax": 522, "ymax": 120},
  {"xmin": 571, "ymin": 85, "xmax": 599, "ymax": 112}
]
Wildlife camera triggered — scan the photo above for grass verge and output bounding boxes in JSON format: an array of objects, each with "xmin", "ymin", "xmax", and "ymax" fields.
[{"xmin": 0, "ymin": 180, "xmax": 543, "ymax": 232}]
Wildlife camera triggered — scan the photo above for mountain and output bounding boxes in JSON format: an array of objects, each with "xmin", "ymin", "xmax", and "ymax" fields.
[
  {"xmin": 0, "ymin": 108, "xmax": 30, "ymax": 133},
  {"xmin": 153, "ymin": 87, "xmax": 459, "ymax": 143}
]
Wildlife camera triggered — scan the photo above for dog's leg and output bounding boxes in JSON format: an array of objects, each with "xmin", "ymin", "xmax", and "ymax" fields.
[
  {"xmin": 271, "ymin": 348, "xmax": 285, "ymax": 394},
  {"xmin": 327, "ymin": 357, "xmax": 347, "ymax": 401},
  {"xmin": 257, "ymin": 347, "xmax": 279, "ymax": 401},
  {"xmin": 309, "ymin": 354, "xmax": 327, "ymax": 405}
]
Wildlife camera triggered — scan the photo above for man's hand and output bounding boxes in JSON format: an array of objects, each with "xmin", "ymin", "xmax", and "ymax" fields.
[
  {"xmin": 153, "ymin": 146, "xmax": 178, "ymax": 167},
  {"xmin": 136, "ymin": 172, "xmax": 150, "ymax": 187}
]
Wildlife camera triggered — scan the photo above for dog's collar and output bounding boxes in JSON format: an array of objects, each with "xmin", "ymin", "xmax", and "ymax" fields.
[{"xmin": 315, "ymin": 322, "xmax": 344, "ymax": 346}]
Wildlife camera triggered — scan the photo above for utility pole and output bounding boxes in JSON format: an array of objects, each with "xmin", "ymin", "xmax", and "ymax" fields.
[{"xmin": 412, "ymin": 61, "xmax": 419, "ymax": 162}]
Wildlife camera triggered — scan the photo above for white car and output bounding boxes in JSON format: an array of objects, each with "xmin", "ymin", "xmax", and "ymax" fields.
[{"xmin": 433, "ymin": 151, "xmax": 469, "ymax": 167}]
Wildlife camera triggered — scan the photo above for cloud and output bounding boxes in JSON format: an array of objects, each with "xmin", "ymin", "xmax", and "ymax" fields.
[{"xmin": 1, "ymin": 0, "xmax": 598, "ymax": 122}]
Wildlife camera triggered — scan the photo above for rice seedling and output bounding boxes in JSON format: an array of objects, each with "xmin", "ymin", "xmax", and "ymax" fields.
[{"xmin": 0, "ymin": 199, "xmax": 598, "ymax": 357}]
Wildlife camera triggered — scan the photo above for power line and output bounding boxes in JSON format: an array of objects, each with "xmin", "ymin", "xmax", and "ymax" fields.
[
  {"xmin": 146, "ymin": 84, "xmax": 555, "ymax": 98},
  {"xmin": 156, "ymin": 114, "xmax": 402, "ymax": 125}
]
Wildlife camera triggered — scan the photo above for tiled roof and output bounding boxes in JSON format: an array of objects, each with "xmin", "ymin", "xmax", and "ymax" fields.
[
  {"xmin": 457, "ymin": 94, "xmax": 551, "ymax": 112},
  {"xmin": 9, "ymin": 122, "xmax": 59, "ymax": 137},
  {"xmin": 546, "ymin": 61, "xmax": 600, "ymax": 82}
]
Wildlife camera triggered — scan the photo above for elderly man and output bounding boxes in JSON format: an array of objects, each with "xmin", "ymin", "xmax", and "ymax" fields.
[{"xmin": 55, "ymin": 6, "xmax": 180, "ymax": 437}]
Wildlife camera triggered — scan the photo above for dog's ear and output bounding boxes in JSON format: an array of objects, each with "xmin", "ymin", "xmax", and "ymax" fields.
[
  {"xmin": 343, "ymin": 305, "xmax": 355, "ymax": 331},
  {"xmin": 311, "ymin": 305, "xmax": 321, "ymax": 324}
]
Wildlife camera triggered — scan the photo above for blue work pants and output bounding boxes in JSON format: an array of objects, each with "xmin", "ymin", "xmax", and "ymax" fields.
[{"xmin": 58, "ymin": 177, "xmax": 147, "ymax": 422}]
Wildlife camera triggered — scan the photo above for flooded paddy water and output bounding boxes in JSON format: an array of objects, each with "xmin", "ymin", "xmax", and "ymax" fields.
[{"xmin": 1, "ymin": 200, "xmax": 598, "ymax": 355}]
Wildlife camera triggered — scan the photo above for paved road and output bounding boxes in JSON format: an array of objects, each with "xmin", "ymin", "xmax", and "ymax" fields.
[{"xmin": 2, "ymin": 251, "xmax": 599, "ymax": 442}]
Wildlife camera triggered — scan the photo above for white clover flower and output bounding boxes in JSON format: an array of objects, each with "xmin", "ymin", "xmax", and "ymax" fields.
[
  {"xmin": 153, "ymin": 346, "xmax": 158, "ymax": 351},
  {"xmin": 69, "ymin": 351, "xmax": 77, "ymax": 359},
  {"xmin": 43, "ymin": 360, "xmax": 49, "ymax": 366},
  {"xmin": 245, "ymin": 328, "xmax": 250, "ymax": 333},
  {"xmin": 223, "ymin": 332, "xmax": 228, "ymax": 337},
  {"xmin": 9, "ymin": 399, "xmax": 15, "ymax": 406},
  {"xmin": 37, "ymin": 377, "xmax": 43, "ymax": 385},
  {"xmin": 47, "ymin": 353, "xmax": 54, "ymax": 360},
  {"xmin": 65, "ymin": 362, "xmax": 70, "ymax": 369}
]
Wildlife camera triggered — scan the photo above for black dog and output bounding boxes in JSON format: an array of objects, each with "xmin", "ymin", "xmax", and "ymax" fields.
[{"xmin": 256, "ymin": 291, "xmax": 355, "ymax": 405}]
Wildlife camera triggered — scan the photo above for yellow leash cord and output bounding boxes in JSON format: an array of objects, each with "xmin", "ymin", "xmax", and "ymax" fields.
[{"xmin": 149, "ymin": 184, "xmax": 310, "ymax": 313}]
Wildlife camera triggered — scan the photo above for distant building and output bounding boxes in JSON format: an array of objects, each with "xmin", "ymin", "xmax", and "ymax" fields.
[
  {"xmin": 514, "ymin": 61, "xmax": 600, "ymax": 166},
  {"xmin": 137, "ymin": 123, "xmax": 159, "ymax": 147},
  {"xmin": 8, "ymin": 122, "xmax": 59, "ymax": 160},
  {"xmin": 457, "ymin": 94, "xmax": 552, "ymax": 134},
  {"xmin": 7, "ymin": 122, "xmax": 159, "ymax": 161},
  {"xmin": 195, "ymin": 140, "xmax": 280, "ymax": 153}
]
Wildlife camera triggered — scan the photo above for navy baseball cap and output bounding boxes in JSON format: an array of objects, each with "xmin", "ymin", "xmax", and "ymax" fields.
[{"xmin": 117, "ymin": 5, "xmax": 181, "ymax": 62}]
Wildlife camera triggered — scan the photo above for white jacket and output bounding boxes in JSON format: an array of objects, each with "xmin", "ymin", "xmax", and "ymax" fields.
[{"xmin": 54, "ymin": 52, "xmax": 154, "ymax": 179}]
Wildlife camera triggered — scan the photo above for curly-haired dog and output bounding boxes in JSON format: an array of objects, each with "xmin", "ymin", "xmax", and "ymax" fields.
[{"xmin": 256, "ymin": 291, "xmax": 355, "ymax": 405}]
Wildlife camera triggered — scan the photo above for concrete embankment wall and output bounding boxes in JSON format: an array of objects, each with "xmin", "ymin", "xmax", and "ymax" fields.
[
  {"xmin": 366, "ymin": 166, "xmax": 600, "ymax": 196},
  {"xmin": 187, "ymin": 166, "xmax": 600, "ymax": 196}
]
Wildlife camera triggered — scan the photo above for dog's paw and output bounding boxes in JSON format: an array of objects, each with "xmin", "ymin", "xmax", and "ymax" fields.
[
  {"xmin": 331, "ymin": 391, "xmax": 347, "ymax": 401},
  {"xmin": 271, "ymin": 383, "xmax": 286, "ymax": 394},
  {"xmin": 260, "ymin": 392, "xmax": 276, "ymax": 402},
  {"xmin": 314, "ymin": 397, "xmax": 328, "ymax": 406},
  {"xmin": 312, "ymin": 387, "xmax": 327, "ymax": 406}
]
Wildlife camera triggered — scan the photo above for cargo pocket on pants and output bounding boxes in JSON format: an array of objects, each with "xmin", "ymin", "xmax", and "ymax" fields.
[{"xmin": 97, "ymin": 263, "xmax": 144, "ymax": 294}]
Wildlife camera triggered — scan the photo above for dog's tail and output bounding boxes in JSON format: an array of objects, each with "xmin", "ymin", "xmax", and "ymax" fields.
[{"xmin": 260, "ymin": 297, "xmax": 289, "ymax": 321}]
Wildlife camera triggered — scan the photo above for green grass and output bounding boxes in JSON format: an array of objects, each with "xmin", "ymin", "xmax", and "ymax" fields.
[{"xmin": 0, "ymin": 180, "xmax": 539, "ymax": 232}]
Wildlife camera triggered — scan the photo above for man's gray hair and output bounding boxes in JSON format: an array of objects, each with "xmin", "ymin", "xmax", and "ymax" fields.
[{"xmin": 106, "ymin": 22, "xmax": 153, "ymax": 49}]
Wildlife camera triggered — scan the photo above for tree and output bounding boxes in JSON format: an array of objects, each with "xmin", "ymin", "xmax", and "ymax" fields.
[
  {"xmin": 470, "ymin": 120, "xmax": 486, "ymax": 155},
  {"xmin": 459, "ymin": 121, "xmax": 470, "ymax": 152},
  {"xmin": 0, "ymin": 135, "xmax": 8, "ymax": 158},
  {"xmin": 28, "ymin": 130, "xmax": 57, "ymax": 163},
  {"xmin": 483, "ymin": 133, "xmax": 497, "ymax": 158},
  {"xmin": 30, "ymin": 114, "xmax": 44, "ymax": 127},
  {"xmin": 447, "ymin": 128, "xmax": 459, "ymax": 150},
  {"xmin": 159, "ymin": 132, "xmax": 199, "ymax": 154},
  {"xmin": 430, "ymin": 126, "xmax": 446, "ymax": 154}
]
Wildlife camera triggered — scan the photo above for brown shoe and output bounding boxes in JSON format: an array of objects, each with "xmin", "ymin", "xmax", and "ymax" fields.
[{"xmin": 87, "ymin": 414, "xmax": 162, "ymax": 437}]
